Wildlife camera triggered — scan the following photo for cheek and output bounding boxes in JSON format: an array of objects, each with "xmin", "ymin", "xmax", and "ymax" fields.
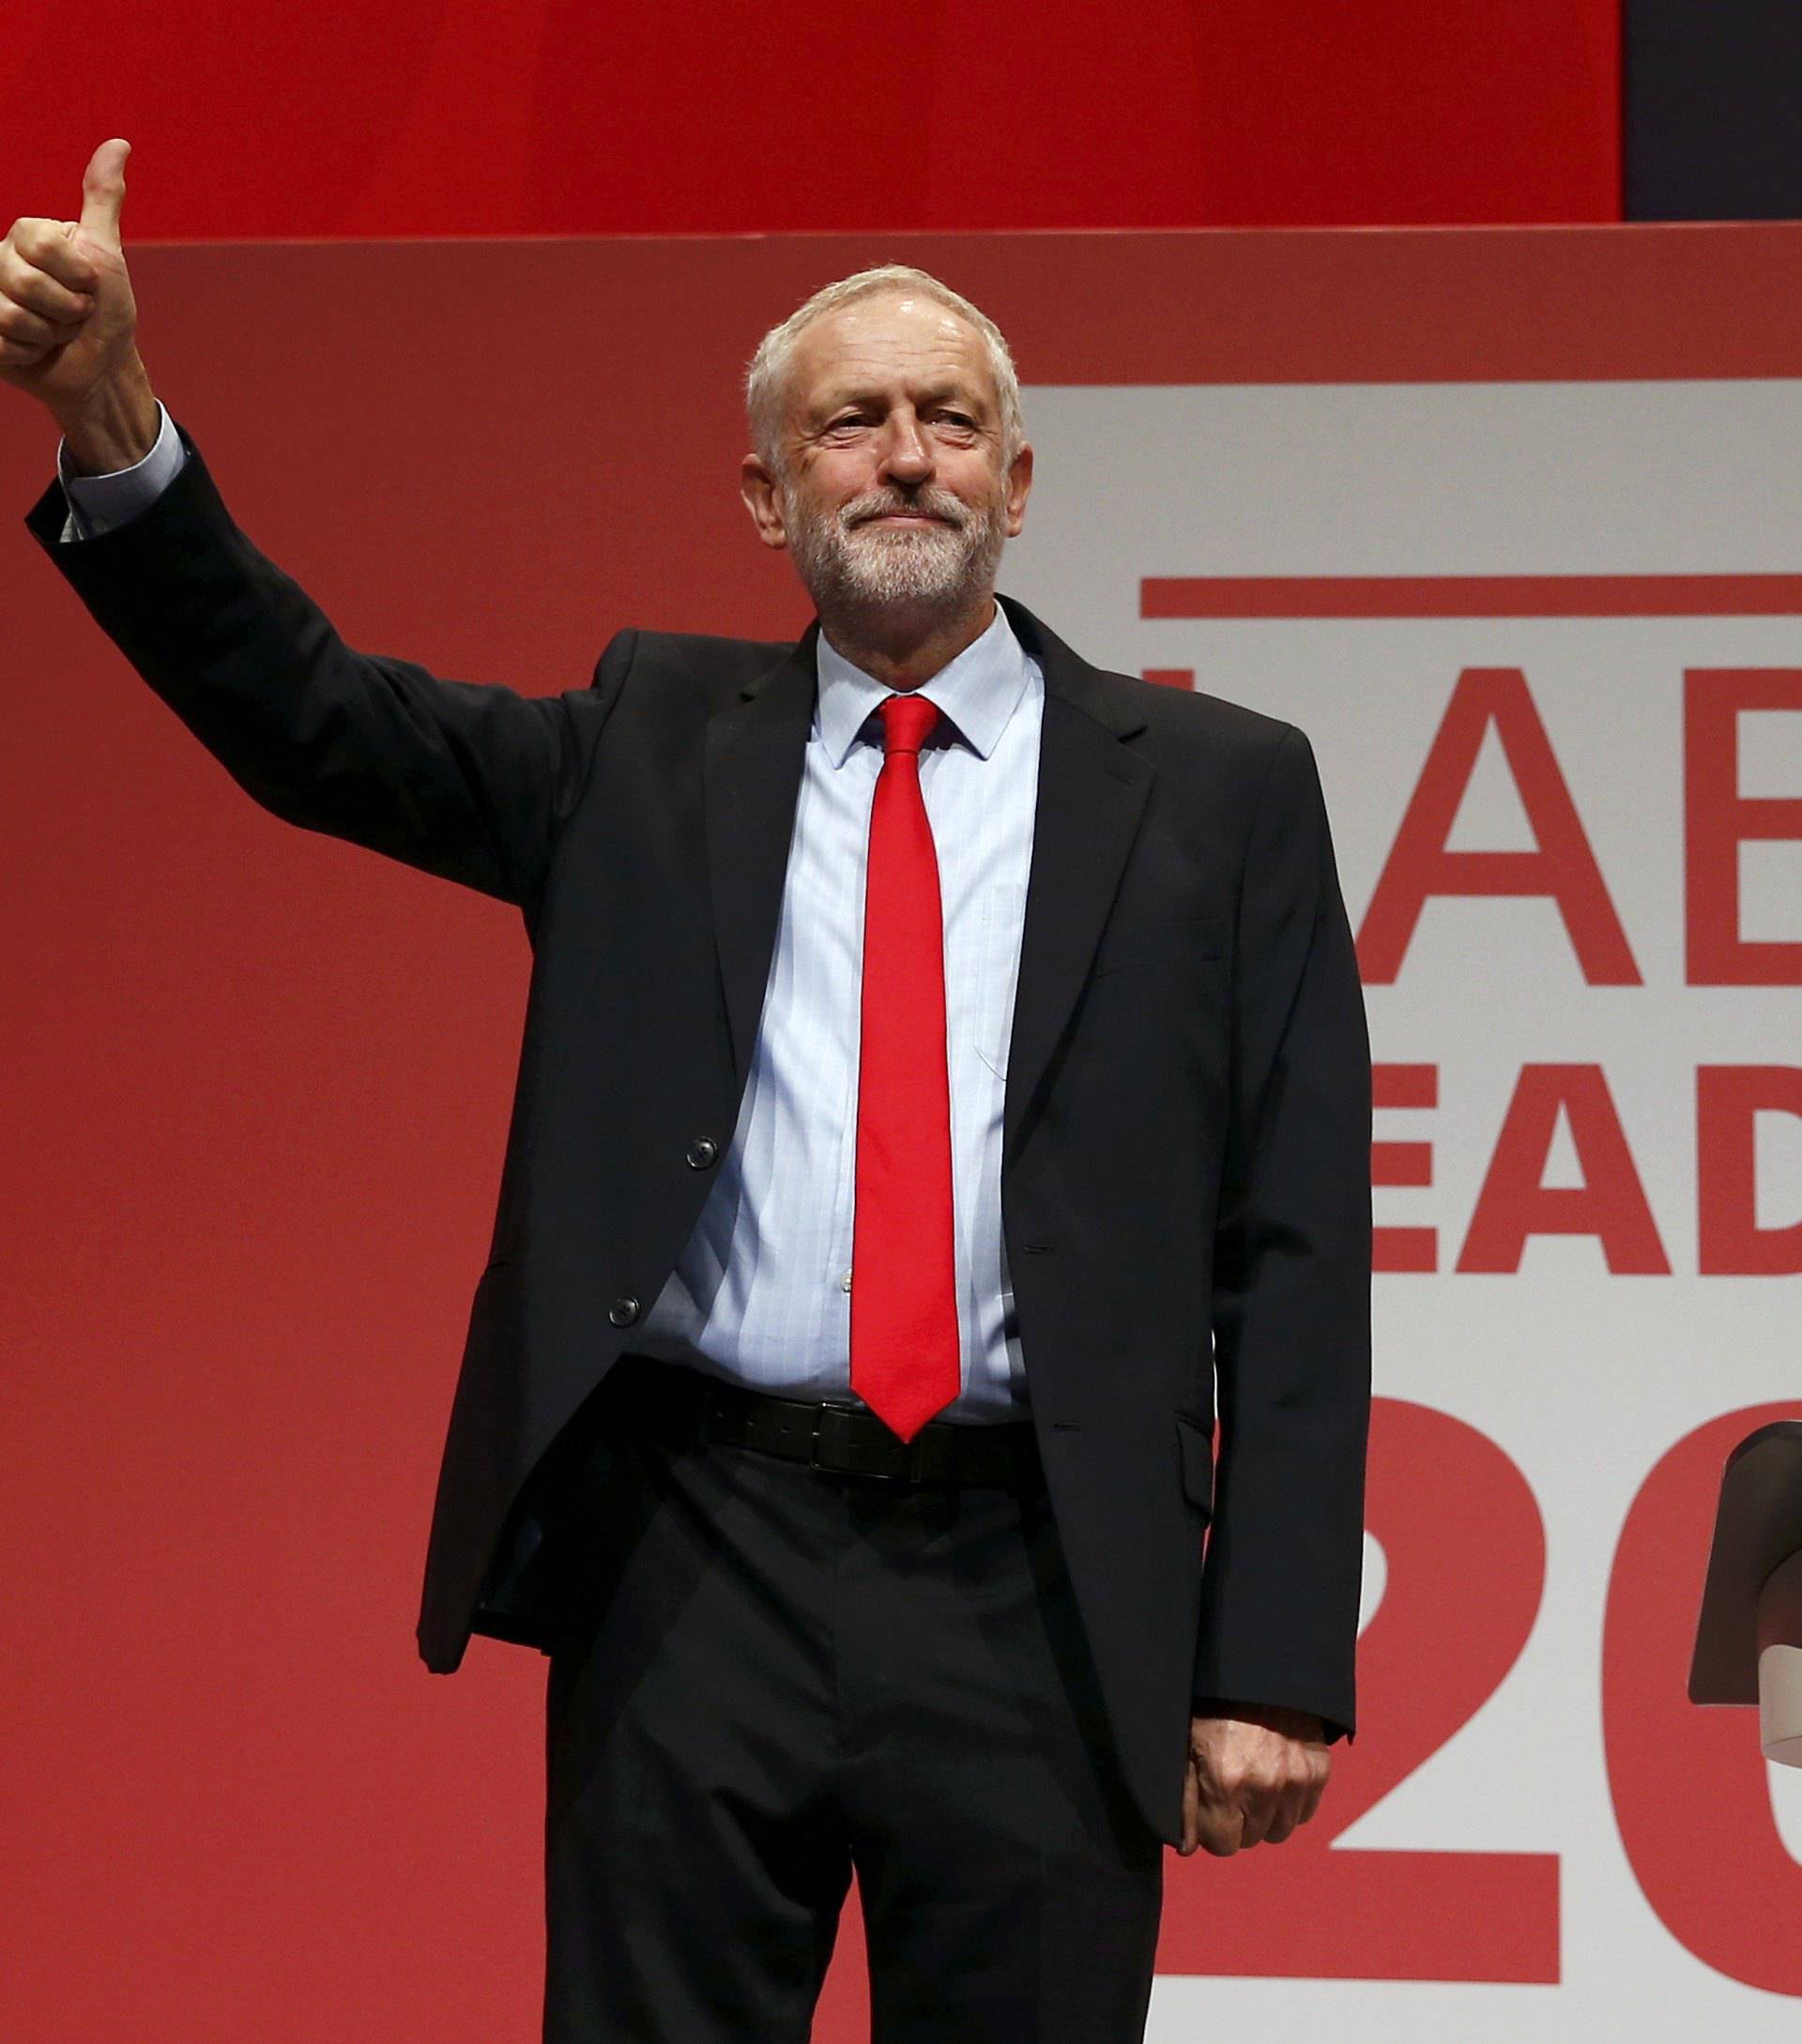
[
  {"xmin": 945, "ymin": 453, "xmax": 1010, "ymax": 511},
  {"xmin": 801, "ymin": 449, "xmax": 877, "ymax": 504},
  {"xmin": 778, "ymin": 475, "xmax": 835, "ymax": 536}
]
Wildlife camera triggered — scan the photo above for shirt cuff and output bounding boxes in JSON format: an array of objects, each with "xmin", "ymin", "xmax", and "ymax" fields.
[{"xmin": 57, "ymin": 401, "xmax": 186, "ymax": 542}]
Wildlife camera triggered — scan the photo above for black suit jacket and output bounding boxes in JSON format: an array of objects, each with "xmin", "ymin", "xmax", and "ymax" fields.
[{"xmin": 29, "ymin": 425, "xmax": 1372, "ymax": 1849}]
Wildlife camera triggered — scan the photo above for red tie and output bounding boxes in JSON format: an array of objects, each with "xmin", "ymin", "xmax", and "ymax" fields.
[{"xmin": 850, "ymin": 692, "xmax": 960, "ymax": 1441}]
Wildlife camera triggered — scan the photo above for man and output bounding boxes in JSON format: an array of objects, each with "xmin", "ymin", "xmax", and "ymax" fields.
[{"xmin": 5, "ymin": 139, "xmax": 1372, "ymax": 2040}]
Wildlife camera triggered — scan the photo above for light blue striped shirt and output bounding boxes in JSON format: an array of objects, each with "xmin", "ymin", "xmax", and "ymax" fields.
[
  {"xmin": 636, "ymin": 607, "xmax": 1042, "ymax": 1420},
  {"xmin": 60, "ymin": 406, "xmax": 1043, "ymax": 1422}
]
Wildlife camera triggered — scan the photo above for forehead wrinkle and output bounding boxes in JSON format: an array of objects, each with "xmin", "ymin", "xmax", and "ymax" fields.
[
  {"xmin": 788, "ymin": 301, "xmax": 997, "ymax": 419},
  {"xmin": 797, "ymin": 342, "xmax": 998, "ymax": 425},
  {"xmin": 807, "ymin": 369, "xmax": 992, "ymax": 420}
]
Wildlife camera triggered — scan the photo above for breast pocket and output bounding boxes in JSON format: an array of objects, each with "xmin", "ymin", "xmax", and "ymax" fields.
[{"xmin": 975, "ymin": 880, "xmax": 1026, "ymax": 1078}]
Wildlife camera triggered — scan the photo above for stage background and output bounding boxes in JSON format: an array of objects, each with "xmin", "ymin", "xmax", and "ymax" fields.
[
  {"xmin": 5, "ymin": 225, "xmax": 1802, "ymax": 2039},
  {"xmin": 0, "ymin": 1, "xmax": 1620, "ymax": 238}
]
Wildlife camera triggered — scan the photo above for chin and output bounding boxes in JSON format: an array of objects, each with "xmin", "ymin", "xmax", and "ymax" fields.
[{"xmin": 839, "ymin": 535, "xmax": 970, "ymax": 606}]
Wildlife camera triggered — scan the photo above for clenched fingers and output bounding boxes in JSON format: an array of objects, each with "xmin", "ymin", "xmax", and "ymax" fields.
[
  {"xmin": 1181, "ymin": 1757, "xmax": 1252, "ymax": 1857},
  {"xmin": 1178, "ymin": 1707, "xmax": 1333, "ymax": 1857},
  {"xmin": 0, "ymin": 291, "xmax": 77, "ymax": 352},
  {"xmin": 1194, "ymin": 1796, "xmax": 1246, "ymax": 1856},
  {"xmin": 2, "ymin": 248, "xmax": 95, "ymax": 328},
  {"xmin": 7, "ymin": 218, "xmax": 101, "ymax": 295},
  {"xmin": 1257, "ymin": 1767, "xmax": 1330, "ymax": 1846},
  {"xmin": 0, "ymin": 335, "xmax": 53, "ymax": 370}
]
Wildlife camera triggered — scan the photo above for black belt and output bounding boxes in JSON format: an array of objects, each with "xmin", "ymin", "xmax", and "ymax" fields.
[{"xmin": 608, "ymin": 1354, "xmax": 1041, "ymax": 1487}]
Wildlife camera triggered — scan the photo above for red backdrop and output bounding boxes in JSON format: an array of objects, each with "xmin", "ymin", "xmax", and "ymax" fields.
[
  {"xmin": 6, "ymin": 222, "xmax": 1796, "ymax": 2044},
  {"xmin": 1, "ymin": 0, "xmax": 1619, "ymax": 240}
]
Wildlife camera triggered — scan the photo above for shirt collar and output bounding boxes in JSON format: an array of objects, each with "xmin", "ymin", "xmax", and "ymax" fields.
[{"xmin": 814, "ymin": 602, "xmax": 1032, "ymax": 769}]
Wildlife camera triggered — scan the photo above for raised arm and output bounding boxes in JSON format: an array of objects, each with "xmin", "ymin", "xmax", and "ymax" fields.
[{"xmin": 5, "ymin": 141, "xmax": 618, "ymax": 910}]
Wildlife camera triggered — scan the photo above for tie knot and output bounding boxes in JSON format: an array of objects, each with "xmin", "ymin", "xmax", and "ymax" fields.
[{"xmin": 879, "ymin": 692, "xmax": 940, "ymax": 759}]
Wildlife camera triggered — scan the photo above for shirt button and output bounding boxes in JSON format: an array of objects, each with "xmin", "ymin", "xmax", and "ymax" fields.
[
  {"xmin": 840, "ymin": 1270, "xmax": 852, "ymax": 1292},
  {"xmin": 684, "ymin": 1137, "xmax": 720, "ymax": 1170},
  {"xmin": 608, "ymin": 1295, "xmax": 641, "ymax": 1328}
]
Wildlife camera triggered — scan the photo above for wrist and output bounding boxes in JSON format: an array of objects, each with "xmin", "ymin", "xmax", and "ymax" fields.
[
  {"xmin": 1194, "ymin": 1697, "xmax": 1326, "ymax": 1740},
  {"xmin": 54, "ymin": 351, "xmax": 159, "ymax": 476}
]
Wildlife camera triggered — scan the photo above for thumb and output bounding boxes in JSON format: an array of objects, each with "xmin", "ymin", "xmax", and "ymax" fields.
[{"xmin": 78, "ymin": 137, "xmax": 130, "ymax": 250}]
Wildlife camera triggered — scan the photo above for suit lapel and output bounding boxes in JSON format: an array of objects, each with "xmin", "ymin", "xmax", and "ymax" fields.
[
  {"xmin": 701, "ymin": 601, "xmax": 1155, "ymax": 1137},
  {"xmin": 704, "ymin": 628, "xmax": 819, "ymax": 1089},
  {"xmin": 1000, "ymin": 599, "xmax": 1154, "ymax": 1155}
]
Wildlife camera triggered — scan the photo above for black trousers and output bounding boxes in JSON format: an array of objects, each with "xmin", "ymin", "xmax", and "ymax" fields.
[{"xmin": 541, "ymin": 1360, "xmax": 1165, "ymax": 2043}]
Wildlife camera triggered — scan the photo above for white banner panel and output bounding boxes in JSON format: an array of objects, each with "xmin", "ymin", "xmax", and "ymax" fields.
[{"xmin": 1008, "ymin": 378, "xmax": 1802, "ymax": 2037}]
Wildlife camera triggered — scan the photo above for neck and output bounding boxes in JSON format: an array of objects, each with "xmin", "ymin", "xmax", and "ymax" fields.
[{"xmin": 817, "ymin": 592, "xmax": 999, "ymax": 691}]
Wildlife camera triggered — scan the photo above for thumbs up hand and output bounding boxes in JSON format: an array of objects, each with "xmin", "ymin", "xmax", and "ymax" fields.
[{"xmin": 2, "ymin": 139, "xmax": 158, "ymax": 470}]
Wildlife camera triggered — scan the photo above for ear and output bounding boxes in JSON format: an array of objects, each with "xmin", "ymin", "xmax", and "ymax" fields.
[
  {"xmin": 1003, "ymin": 441, "xmax": 1034, "ymax": 539},
  {"xmin": 741, "ymin": 452, "xmax": 789, "ymax": 552}
]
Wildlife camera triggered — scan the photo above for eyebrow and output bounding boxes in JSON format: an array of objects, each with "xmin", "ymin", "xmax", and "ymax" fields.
[{"xmin": 811, "ymin": 380, "xmax": 989, "ymax": 419}]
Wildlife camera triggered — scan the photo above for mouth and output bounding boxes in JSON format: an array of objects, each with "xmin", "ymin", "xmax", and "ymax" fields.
[{"xmin": 855, "ymin": 510, "xmax": 954, "ymax": 528}]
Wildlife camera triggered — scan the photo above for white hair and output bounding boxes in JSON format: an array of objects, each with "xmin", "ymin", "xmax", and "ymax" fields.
[{"xmin": 745, "ymin": 265, "xmax": 1025, "ymax": 475}]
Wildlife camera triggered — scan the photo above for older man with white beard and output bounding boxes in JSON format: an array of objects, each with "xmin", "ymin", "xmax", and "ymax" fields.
[
  {"xmin": 740, "ymin": 271, "xmax": 1023, "ymax": 679},
  {"xmin": 8, "ymin": 141, "xmax": 1371, "ymax": 2044}
]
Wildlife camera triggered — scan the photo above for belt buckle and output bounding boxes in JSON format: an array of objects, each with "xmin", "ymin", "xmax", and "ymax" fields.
[
  {"xmin": 809, "ymin": 1404, "xmax": 924, "ymax": 1482},
  {"xmin": 808, "ymin": 1403, "xmax": 860, "ymax": 1475}
]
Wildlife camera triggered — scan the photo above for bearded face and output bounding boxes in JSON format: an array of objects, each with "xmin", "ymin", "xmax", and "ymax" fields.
[
  {"xmin": 740, "ymin": 290, "xmax": 1032, "ymax": 639},
  {"xmin": 780, "ymin": 476, "xmax": 1011, "ymax": 619}
]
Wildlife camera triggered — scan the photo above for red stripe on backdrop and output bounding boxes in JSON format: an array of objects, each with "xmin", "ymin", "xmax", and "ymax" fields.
[
  {"xmin": 1142, "ymin": 574, "xmax": 1802, "ymax": 618},
  {"xmin": 0, "ymin": 0, "xmax": 1619, "ymax": 240}
]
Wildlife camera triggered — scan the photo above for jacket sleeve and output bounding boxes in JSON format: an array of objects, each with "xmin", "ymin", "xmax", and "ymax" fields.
[
  {"xmin": 24, "ymin": 422, "xmax": 632, "ymax": 910},
  {"xmin": 1196, "ymin": 722, "xmax": 1373, "ymax": 1743}
]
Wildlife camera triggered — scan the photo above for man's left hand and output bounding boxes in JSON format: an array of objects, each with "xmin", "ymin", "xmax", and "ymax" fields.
[{"xmin": 1179, "ymin": 1702, "xmax": 1331, "ymax": 1856}]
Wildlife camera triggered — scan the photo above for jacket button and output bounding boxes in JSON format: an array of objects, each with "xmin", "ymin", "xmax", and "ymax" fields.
[
  {"xmin": 685, "ymin": 1137, "xmax": 720, "ymax": 1170},
  {"xmin": 608, "ymin": 1295, "xmax": 641, "ymax": 1328}
]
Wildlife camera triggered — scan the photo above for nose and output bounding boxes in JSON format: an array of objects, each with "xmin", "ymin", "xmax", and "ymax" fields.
[{"xmin": 878, "ymin": 409, "xmax": 934, "ymax": 486}]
